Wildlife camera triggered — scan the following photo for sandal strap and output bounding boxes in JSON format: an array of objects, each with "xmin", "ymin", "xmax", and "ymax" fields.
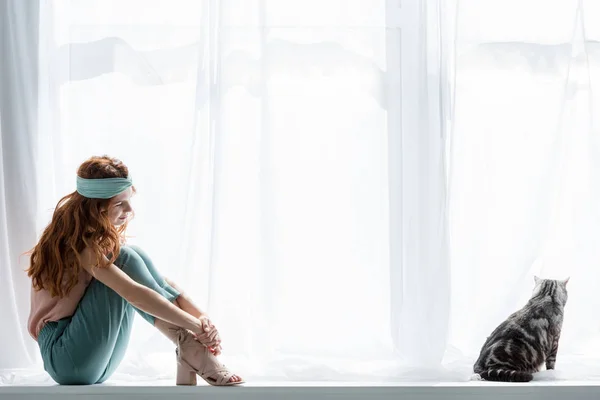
[
  {"xmin": 200, "ymin": 367, "xmax": 235, "ymax": 385},
  {"xmin": 175, "ymin": 329, "xmax": 237, "ymax": 386}
]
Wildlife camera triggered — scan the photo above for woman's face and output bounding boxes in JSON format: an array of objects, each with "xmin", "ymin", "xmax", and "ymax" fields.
[{"xmin": 107, "ymin": 187, "xmax": 133, "ymax": 226}]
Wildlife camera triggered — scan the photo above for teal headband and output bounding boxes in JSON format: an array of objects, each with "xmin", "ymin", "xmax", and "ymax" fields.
[{"xmin": 76, "ymin": 176, "xmax": 133, "ymax": 199}]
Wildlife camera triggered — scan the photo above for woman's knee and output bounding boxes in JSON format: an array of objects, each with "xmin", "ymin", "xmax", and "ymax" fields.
[
  {"xmin": 114, "ymin": 246, "xmax": 167, "ymax": 294},
  {"xmin": 115, "ymin": 246, "xmax": 143, "ymax": 269},
  {"xmin": 127, "ymin": 244, "xmax": 149, "ymax": 260},
  {"xmin": 114, "ymin": 246, "xmax": 152, "ymax": 284}
]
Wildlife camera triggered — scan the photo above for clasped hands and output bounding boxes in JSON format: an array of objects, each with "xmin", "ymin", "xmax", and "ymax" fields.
[{"xmin": 193, "ymin": 315, "xmax": 222, "ymax": 355}]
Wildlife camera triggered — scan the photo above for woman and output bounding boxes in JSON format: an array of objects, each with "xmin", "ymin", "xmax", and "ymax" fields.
[{"xmin": 26, "ymin": 155, "xmax": 243, "ymax": 386}]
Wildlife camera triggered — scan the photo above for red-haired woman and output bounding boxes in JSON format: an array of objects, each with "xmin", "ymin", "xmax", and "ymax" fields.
[{"xmin": 26, "ymin": 155, "xmax": 243, "ymax": 386}]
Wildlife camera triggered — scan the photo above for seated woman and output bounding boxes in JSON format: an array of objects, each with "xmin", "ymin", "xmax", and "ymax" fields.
[{"xmin": 26, "ymin": 155, "xmax": 243, "ymax": 386}]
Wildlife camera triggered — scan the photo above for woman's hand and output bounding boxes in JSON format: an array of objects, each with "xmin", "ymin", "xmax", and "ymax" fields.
[
  {"xmin": 162, "ymin": 279, "xmax": 222, "ymax": 354},
  {"xmin": 193, "ymin": 315, "xmax": 222, "ymax": 355}
]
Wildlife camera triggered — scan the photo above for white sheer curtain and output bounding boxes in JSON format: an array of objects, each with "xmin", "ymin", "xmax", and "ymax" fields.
[
  {"xmin": 0, "ymin": 0, "xmax": 43, "ymax": 371},
  {"xmin": 1, "ymin": 0, "xmax": 451, "ymax": 383},
  {"xmin": 447, "ymin": 0, "xmax": 600, "ymax": 378}
]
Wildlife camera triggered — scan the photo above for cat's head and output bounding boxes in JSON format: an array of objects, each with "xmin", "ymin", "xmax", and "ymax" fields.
[{"xmin": 532, "ymin": 276, "xmax": 569, "ymax": 306}]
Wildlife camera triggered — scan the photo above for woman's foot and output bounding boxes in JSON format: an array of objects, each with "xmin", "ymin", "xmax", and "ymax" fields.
[{"xmin": 175, "ymin": 329, "xmax": 244, "ymax": 386}]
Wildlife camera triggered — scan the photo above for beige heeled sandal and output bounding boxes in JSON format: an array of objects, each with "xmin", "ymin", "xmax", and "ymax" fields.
[{"xmin": 174, "ymin": 329, "xmax": 244, "ymax": 386}]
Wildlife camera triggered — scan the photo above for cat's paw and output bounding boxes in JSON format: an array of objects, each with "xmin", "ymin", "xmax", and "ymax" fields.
[{"xmin": 470, "ymin": 373, "xmax": 483, "ymax": 381}]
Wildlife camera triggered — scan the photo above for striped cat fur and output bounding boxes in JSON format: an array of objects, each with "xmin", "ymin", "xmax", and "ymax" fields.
[{"xmin": 473, "ymin": 277, "xmax": 569, "ymax": 382}]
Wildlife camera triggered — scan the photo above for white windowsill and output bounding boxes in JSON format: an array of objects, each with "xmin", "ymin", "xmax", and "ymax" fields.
[{"xmin": 2, "ymin": 380, "xmax": 600, "ymax": 400}]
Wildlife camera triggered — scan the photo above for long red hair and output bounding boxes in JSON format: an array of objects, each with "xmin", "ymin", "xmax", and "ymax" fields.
[{"xmin": 27, "ymin": 155, "xmax": 135, "ymax": 298}]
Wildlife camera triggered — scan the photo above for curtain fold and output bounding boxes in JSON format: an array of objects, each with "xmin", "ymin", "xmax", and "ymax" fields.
[
  {"xmin": 0, "ymin": 0, "xmax": 41, "ymax": 369},
  {"xmin": 389, "ymin": 0, "xmax": 452, "ymax": 366}
]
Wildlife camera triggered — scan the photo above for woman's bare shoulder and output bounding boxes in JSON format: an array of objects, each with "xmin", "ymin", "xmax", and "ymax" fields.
[{"xmin": 80, "ymin": 247, "xmax": 96, "ymax": 266}]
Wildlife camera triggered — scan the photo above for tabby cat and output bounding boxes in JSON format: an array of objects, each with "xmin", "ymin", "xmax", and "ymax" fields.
[{"xmin": 473, "ymin": 277, "xmax": 569, "ymax": 382}]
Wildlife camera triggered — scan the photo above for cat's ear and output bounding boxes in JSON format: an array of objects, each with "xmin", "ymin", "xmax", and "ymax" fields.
[
  {"xmin": 562, "ymin": 277, "xmax": 570, "ymax": 286},
  {"xmin": 534, "ymin": 276, "xmax": 541, "ymax": 285}
]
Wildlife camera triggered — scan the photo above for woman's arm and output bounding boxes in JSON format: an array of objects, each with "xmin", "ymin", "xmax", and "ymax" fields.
[
  {"xmin": 164, "ymin": 277, "xmax": 206, "ymax": 318},
  {"xmin": 165, "ymin": 277, "xmax": 223, "ymax": 354},
  {"xmin": 81, "ymin": 255, "xmax": 203, "ymax": 335}
]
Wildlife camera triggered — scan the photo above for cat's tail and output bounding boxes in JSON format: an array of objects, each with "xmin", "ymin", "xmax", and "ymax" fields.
[{"xmin": 480, "ymin": 369, "xmax": 533, "ymax": 382}]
